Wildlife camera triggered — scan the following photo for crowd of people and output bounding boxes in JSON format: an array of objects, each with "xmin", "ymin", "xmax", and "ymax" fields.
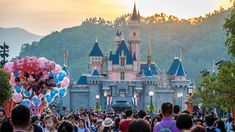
[{"xmin": 0, "ymin": 102, "xmax": 234, "ymax": 132}]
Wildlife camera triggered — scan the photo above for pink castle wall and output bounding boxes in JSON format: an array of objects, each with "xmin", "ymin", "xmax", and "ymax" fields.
[
  {"xmin": 110, "ymin": 71, "xmax": 136, "ymax": 81},
  {"xmin": 175, "ymin": 76, "xmax": 186, "ymax": 81}
]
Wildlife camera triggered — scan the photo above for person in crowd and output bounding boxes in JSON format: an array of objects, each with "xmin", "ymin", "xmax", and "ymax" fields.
[
  {"xmin": 58, "ymin": 121, "xmax": 75, "ymax": 132},
  {"xmin": 113, "ymin": 117, "xmax": 120, "ymax": 132},
  {"xmin": 176, "ymin": 113, "xmax": 193, "ymax": 132},
  {"xmin": 205, "ymin": 115, "xmax": 220, "ymax": 132},
  {"xmin": 0, "ymin": 109, "xmax": 6, "ymax": 128},
  {"xmin": 226, "ymin": 118, "xmax": 234, "ymax": 132},
  {"xmin": 11, "ymin": 105, "xmax": 32, "ymax": 132},
  {"xmin": 0, "ymin": 117, "xmax": 13, "ymax": 132},
  {"xmin": 173, "ymin": 105, "xmax": 180, "ymax": 120},
  {"xmin": 151, "ymin": 116, "xmax": 161, "ymax": 131},
  {"xmin": 153, "ymin": 102, "xmax": 180, "ymax": 132},
  {"xmin": 194, "ymin": 118, "xmax": 204, "ymax": 126},
  {"xmin": 92, "ymin": 118, "xmax": 103, "ymax": 132},
  {"xmin": 216, "ymin": 120, "xmax": 226, "ymax": 132},
  {"xmin": 190, "ymin": 125, "xmax": 206, "ymax": 132},
  {"xmin": 138, "ymin": 110, "xmax": 146, "ymax": 120},
  {"xmin": 31, "ymin": 115, "xmax": 43, "ymax": 132},
  {"xmin": 119, "ymin": 109, "xmax": 133, "ymax": 132},
  {"xmin": 44, "ymin": 115, "xmax": 58, "ymax": 132},
  {"xmin": 128, "ymin": 119, "xmax": 151, "ymax": 132},
  {"xmin": 102, "ymin": 118, "xmax": 114, "ymax": 132},
  {"xmin": 78, "ymin": 119, "xmax": 90, "ymax": 132}
]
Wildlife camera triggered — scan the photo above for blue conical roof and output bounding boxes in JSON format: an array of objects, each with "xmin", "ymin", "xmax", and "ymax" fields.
[
  {"xmin": 108, "ymin": 51, "xmax": 113, "ymax": 61},
  {"xmin": 92, "ymin": 69, "xmax": 99, "ymax": 76},
  {"xmin": 146, "ymin": 67, "xmax": 153, "ymax": 76},
  {"xmin": 89, "ymin": 42, "xmax": 103, "ymax": 57},
  {"xmin": 167, "ymin": 57, "xmax": 180, "ymax": 75},
  {"xmin": 176, "ymin": 62, "xmax": 186, "ymax": 76},
  {"xmin": 77, "ymin": 75, "xmax": 88, "ymax": 85},
  {"xmin": 112, "ymin": 40, "xmax": 133, "ymax": 64}
]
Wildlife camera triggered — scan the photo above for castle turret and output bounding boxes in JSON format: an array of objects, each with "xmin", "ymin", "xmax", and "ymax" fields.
[
  {"xmin": 128, "ymin": 2, "xmax": 141, "ymax": 73},
  {"xmin": 89, "ymin": 39, "xmax": 103, "ymax": 74},
  {"xmin": 114, "ymin": 30, "xmax": 122, "ymax": 50}
]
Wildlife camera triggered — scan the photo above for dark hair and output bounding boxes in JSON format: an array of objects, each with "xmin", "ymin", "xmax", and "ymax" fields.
[
  {"xmin": 173, "ymin": 105, "xmax": 180, "ymax": 114},
  {"xmin": 58, "ymin": 121, "xmax": 74, "ymax": 132},
  {"xmin": 191, "ymin": 125, "xmax": 206, "ymax": 132},
  {"xmin": 11, "ymin": 105, "xmax": 30, "ymax": 128},
  {"xmin": 128, "ymin": 119, "xmax": 150, "ymax": 132},
  {"xmin": 181, "ymin": 110, "xmax": 190, "ymax": 115},
  {"xmin": 216, "ymin": 120, "xmax": 226, "ymax": 132},
  {"xmin": 1, "ymin": 118, "xmax": 13, "ymax": 132},
  {"xmin": 31, "ymin": 116, "xmax": 39, "ymax": 124},
  {"xmin": 138, "ymin": 110, "xmax": 146, "ymax": 118},
  {"xmin": 114, "ymin": 117, "xmax": 120, "ymax": 127},
  {"xmin": 151, "ymin": 116, "xmax": 161, "ymax": 131},
  {"xmin": 161, "ymin": 102, "xmax": 173, "ymax": 117},
  {"xmin": 125, "ymin": 109, "xmax": 133, "ymax": 117},
  {"xmin": 0, "ymin": 108, "xmax": 6, "ymax": 115},
  {"xmin": 176, "ymin": 113, "xmax": 193, "ymax": 130},
  {"xmin": 205, "ymin": 115, "xmax": 215, "ymax": 127}
]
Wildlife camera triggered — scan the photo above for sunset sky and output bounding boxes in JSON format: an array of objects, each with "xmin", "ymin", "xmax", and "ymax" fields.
[{"xmin": 0, "ymin": 0, "xmax": 232, "ymax": 35}]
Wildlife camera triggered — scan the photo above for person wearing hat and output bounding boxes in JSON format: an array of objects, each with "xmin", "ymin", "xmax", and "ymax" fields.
[
  {"xmin": 102, "ymin": 118, "xmax": 114, "ymax": 132},
  {"xmin": 91, "ymin": 118, "xmax": 103, "ymax": 132}
]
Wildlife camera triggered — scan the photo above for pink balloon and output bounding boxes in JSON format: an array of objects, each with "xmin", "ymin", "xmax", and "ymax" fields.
[
  {"xmin": 53, "ymin": 64, "xmax": 62, "ymax": 75},
  {"xmin": 12, "ymin": 93, "xmax": 23, "ymax": 103},
  {"xmin": 61, "ymin": 77, "xmax": 70, "ymax": 88},
  {"xmin": 9, "ymin": 76, "xmax": 15, "ymax": 85},
  {"xmin": 3, "ymin": 62, "xmax": 13, "ymax": 73},
  {"xmin": 37, "ymin": 57, "xmax": 48, "ymax": 70}
]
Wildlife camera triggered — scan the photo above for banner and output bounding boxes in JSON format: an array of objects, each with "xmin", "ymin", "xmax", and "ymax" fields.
[
  {"xmin": 107, "ymin": 96, "xmax": 112, "ymax": 105},
  {"xmin": 132, "ymin": 96, "xmax": 138, "ymax": 106}
]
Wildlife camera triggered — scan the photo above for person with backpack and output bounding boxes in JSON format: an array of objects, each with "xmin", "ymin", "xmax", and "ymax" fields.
[
  {"xmin": 205, "ymin": 115, "xmax": 221, "ymax": 132},
  {"xmin": 153, "ymin": 102, "xmax": 180, "ymax": 132}
]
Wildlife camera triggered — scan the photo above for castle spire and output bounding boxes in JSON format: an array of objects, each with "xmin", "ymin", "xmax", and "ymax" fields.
[
  {"xmin": 147, "ymin": 40, "xmax": 152, "ymax": 57},
  {"xmin": 131, "ymin": 1, "xmax": 139, "ymax": 21},
  {"xmin": 147, "ymin": 40, "xmax": 152, "ymax": 65}
]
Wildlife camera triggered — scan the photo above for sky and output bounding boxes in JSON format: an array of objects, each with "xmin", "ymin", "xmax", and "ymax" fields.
[{"xmin": 0, "ymin": 0, "xmax": 233, "ymax": 36}]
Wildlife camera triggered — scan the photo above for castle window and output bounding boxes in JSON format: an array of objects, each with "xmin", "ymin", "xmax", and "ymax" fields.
[
  {"xmin": 121, "ymin": 57, "xmax": 125, "ymax": 66},
  {"xmin": 120, "ymin": 72, "xmax": 125, "ymax": 80},
  {"xmin": 133, "ymin": 32, "xmax": 136, "ymax": 36}
]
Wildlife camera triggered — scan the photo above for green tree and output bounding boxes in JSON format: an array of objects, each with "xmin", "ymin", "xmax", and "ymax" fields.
[
  {"xmin": 0, "ymin": 68, "xmax": 12, "ymax": 106},
  {"xmin": 194, "ymin": 61, "xmax": 235, "ymax": 119},
  {"xmin": 224, "ymin": 5, "xmax": 235, "ymax": 57}
]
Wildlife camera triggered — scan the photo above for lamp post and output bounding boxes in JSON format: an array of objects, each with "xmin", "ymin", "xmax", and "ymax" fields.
[
  {"xmin": 103, "ymin": 91, "xmax": 107, "ymax": 111},
  {"xmin": 148, "ymin": 91, "xmax": 154, "ymax": 116},
  {"xmin": 177, "ymin": 92, "xmax": 183, "ymax": 109},
  {"xmin": 95, "ymin": 95, "xmax": 100, "ymax": 112}
]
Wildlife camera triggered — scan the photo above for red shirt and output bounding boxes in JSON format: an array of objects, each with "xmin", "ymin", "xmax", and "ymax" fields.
[{"xmin": 118, "ymin": 119, "xmax": 133, "ymax": 132}]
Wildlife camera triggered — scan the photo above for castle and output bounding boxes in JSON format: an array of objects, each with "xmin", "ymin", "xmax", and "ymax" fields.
[{"xmin": 63, "ymin": 3, "xmax": 191, "ymax": 111}]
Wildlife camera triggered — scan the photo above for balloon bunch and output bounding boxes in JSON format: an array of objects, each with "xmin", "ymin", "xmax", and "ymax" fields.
[{"xmin": 3, "ymin": 56, "xmax": 70, "ymax": 108}]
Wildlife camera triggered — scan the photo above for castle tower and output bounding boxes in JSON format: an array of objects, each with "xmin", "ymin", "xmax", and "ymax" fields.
[
  {"xmin": 128, "ymin": 2, "xmax": 141, "ymax": 72},
  {"xmin": 114, "ymin": 30, "xmax": 122, "ymax": 50},
  {"xmin": 89, "ymin": 39, "xmax": 103, "ymax": 74}
]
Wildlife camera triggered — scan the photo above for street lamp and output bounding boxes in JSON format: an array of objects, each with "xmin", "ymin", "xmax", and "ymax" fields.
[
  {"xmin": 95, "ymin": 95, "xmax": 100, "ymax": 112},
  {"xmin": 177, "ymin": 92, "xmax": 183, "ymax": 109},
  {"xmin": 148, "ymin": 91, "xmax": 154, "ymax": 116}
]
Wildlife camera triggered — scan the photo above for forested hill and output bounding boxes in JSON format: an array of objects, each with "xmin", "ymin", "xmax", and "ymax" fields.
[{"xmin": 18, "ymin": 10, "xmax": 230, "ymax": 81}]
